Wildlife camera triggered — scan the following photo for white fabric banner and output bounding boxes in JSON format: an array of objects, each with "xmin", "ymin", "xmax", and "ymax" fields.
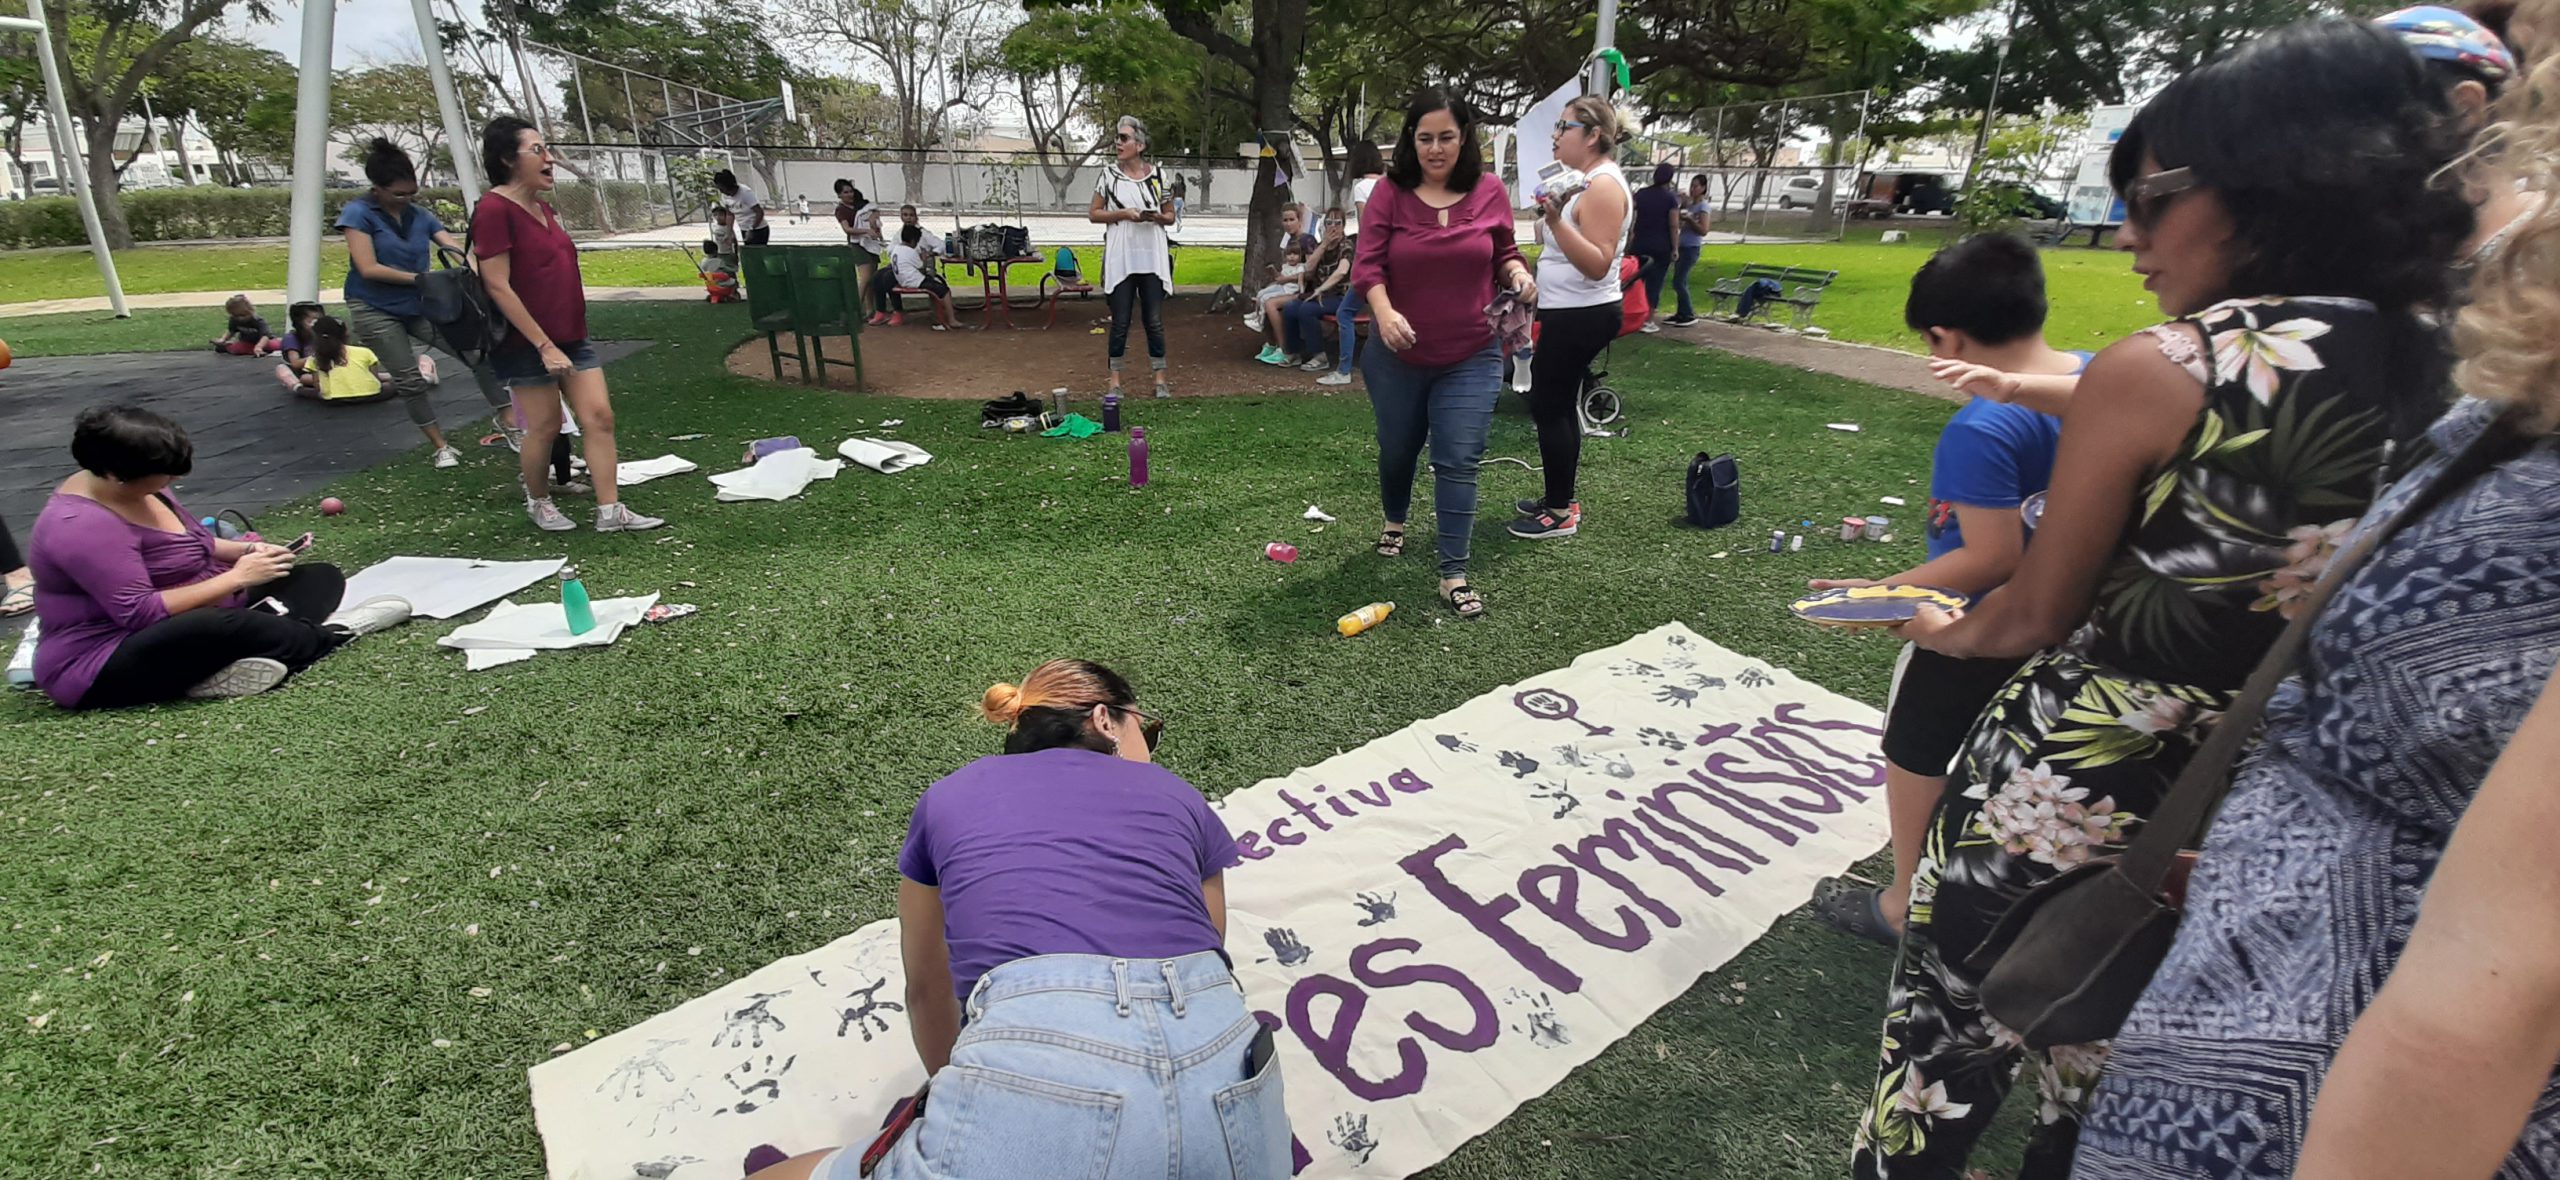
[
  {"xmin": 529, "ymin": 623, "xmax": 1886, "ymax": 1180},
  {"xmin": 341, "ymin": 556, "xmax": 567, "ymax": 620}
]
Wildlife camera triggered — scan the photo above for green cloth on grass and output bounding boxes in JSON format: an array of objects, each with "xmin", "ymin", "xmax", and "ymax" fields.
[{"xmin": 1042, "ymin": 413, "xmax": 1103, "ymax": 439}]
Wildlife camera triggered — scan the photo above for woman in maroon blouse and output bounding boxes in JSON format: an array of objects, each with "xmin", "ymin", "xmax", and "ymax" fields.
[
  {"xmin": 1353, "ymin": 90, "xmax": 1533, "ymax": 619},
  {"xmin": 472, "ymin": 116, "xmax": 663, "ymax": 534}
]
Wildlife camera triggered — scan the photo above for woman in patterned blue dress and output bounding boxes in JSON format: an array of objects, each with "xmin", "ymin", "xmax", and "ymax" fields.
[
  {"xmin": 2076, "ymin": 28, "xmax": 2560, "ymax": 1178},
  {"xmin": 1850, "ymin": 22, "xmax": 2479, "ymax": 1179}
]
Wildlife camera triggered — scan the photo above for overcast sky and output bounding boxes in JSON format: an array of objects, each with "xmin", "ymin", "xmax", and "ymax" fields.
[{"xmin": 223, "ymin": 0, "xmax": 458, "ymax": 67}]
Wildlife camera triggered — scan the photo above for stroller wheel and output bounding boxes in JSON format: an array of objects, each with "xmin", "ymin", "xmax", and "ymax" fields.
[{"xmin": 1582, "ymin": 384, "xmax": 1623, "ymax": 426}]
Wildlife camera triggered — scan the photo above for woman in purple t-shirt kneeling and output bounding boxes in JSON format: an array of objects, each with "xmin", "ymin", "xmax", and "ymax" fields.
[
  {"xmin": 1355, "ymin": 90, "xmax": 1535, "ymax": 621},
  {"xmin": 751, "ymin": 659, "xmax": 1289, "ymax": 1180}
]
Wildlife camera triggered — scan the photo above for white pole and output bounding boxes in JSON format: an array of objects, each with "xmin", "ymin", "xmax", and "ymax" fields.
[
  {"xmin": 1588, "ymin": 0, "xmax": 1619, "ymax": 95},
  {"xmin": 9, "ymin": 0, "xmax": 125, "ymax": 316},
  {"xmin": 284, "ymin": 0, "xmax": 337, "ymax": 305},
  {"xmin": 410, "ymin": 0, "xmax": 481, "ymax": 203}
]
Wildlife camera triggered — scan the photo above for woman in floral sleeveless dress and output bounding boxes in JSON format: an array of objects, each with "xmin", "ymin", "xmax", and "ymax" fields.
[{"xmin": 1848, "ymin": 22, "xmax": 2476, "ymax": 1179}]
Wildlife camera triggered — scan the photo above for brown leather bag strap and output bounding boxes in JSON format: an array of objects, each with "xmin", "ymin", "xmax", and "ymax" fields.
[{"xmin": 2119, "ymin": 411, "xmax": 2526, "ymax": 888}]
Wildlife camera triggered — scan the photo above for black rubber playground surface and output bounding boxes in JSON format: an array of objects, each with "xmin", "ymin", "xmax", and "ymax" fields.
[{"xmin": 0, "ymin": 341, "xmax": 648, "ymax": 526}]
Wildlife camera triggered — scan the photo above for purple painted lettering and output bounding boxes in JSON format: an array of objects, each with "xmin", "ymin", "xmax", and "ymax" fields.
[
  {"xmin": 1519, "ymin": 864, "xmax": 1651, "ymax": 951},
  {"xmin": 1398, "ymin": 835, "xmax": 1583, "ymax": 993},
  {"xmin": 1349, "ymin": 937, "xmax": 1499, "ymax": 1051},
  {"xmin": 1345, "ymin": 782, "xmax": 1393, "ymax": 809},
  {"xmin": 1280, "ymin": 788, "xmax": 1335, "ymax": 833},
  {"xmin": 1643, "ymin": 781, "xmax": 1774, "ymax": 866},
  {"xmin": 1287, "ymin": 973, "xmax": 1426, "ymax": 1100},
  {"xmin": 1236, "ymin": 830, "xmax": 1272, "ymax": 861},
  {"xmin": 1556, "ymin": 820, "xmax": 1690, "ymax": 925},
  {"xmin": 1387, "ymin": 769, "xmax": 1433, "ymax": 794},
  {"xmin": 1268, "ymin": 817, "xmax": 1306, "ymax": 846}
]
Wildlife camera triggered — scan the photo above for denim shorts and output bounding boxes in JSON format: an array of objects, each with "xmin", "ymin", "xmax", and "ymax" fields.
[
  {"xmin": 827, "ymin": 951, "xmax": 1290, "ymax": 1180},
  {"xmin": 490, "ymin": 338, "xmax": 601, "ymax": 388}
]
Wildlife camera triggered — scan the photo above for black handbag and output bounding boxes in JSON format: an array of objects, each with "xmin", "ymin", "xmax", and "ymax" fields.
[
  {"xmin": 1966, "ymin": 412, "xmax": 2526, "ymax": 1048},
  {"xmin": 1000, "ymin": 224, "xmax": 1031, "ymax": 259},
  {"xmin": 418, "ymin": 239, "xmax": 507, "ymax": 359},
  {"xmin": 1684, "ymin": 452, "xmax": 1740, "ymax": 528}
]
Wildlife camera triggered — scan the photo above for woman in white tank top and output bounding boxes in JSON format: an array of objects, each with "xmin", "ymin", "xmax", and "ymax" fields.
[{"xmin": 1511, "ymin": 94, "xmax": 1630, "ymax": 542}]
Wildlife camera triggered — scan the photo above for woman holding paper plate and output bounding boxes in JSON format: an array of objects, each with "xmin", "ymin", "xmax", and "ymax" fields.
[{"xmin": 748, "ymin": 659, "xmax": 1288, "ymax": 1180}]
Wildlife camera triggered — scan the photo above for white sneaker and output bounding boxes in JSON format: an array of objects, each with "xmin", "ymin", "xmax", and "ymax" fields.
[
  {"xmin": 497, "ymin": 416, "xmax": 526, "ymax": 453},
  {"xmin": 1639, "ymin": 321, "xmax": 1662, "ymax": 334},
  {"xmin": 431, "ymin": 445, "xmax": 461, "ymax": 469},
  {"xmin": 1316, "ymin": 370, "xmax": 1353, "ymax": 386},
  {"xmin": 594, "ymin": 502, "xmax": 665, "ymax": 532},
  {"xmin": 1243, "ymin": 312, "xmax": 1266, "ymax": 332},
  {"xmin": 186, "ymin": 657, "xmax": 289, "ymax": 700},
  {"xmin": 323, "ymin": 595, "xmax": 412, "ymax": 638},
  {"xmin": 527, "ymin": 497, "xmax": 577, "ymax": 532},
  {"xmin": 1299, "ymin": 356, "xmax": 1331, "ymax": 372}
]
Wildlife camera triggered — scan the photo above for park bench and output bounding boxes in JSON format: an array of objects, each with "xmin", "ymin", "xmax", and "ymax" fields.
[{"xmin": 1702, "ymin": 263, "xmax": 1839, "ymax": 330}]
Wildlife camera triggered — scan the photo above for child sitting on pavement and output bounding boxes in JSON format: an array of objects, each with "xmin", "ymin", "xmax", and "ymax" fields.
[
  {"xmin": 270, "ymin": 301, "xmax": 327, "ymax": 393},
  {"xmin": 296, "ymin": 315, "xmax": 393, "ymax": 403},
  {"xmin": 698, "ymin": 240, "xmax": 741, "ymax": 303},
  {"xmin": 211, "ymin": 294, "xmax": 279, "ymax": 356}
]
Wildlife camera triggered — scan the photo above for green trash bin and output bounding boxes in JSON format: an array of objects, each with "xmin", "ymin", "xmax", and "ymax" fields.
[
  {"xmin": 786, "ymin": 246, "xmax": 865, "ymax": 390},
  {"xmin": 740, "ymin": 245, "xmax": 806, "ymax": 381}
]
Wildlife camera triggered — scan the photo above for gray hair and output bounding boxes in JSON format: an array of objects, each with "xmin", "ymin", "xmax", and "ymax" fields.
[{"xmin": 1115, "ymin": 115, "xmax": 1150, "ymax": 150}]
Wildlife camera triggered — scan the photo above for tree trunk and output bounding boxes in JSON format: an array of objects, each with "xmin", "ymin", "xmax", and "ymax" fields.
[
  {"xmin": 170, "ymin": 114, "xmax": 196, "ymax": 185},
  {"xmin": 1806, "ymin": 133, "xmax": 1844, "ymax": 223},
  {"xmin": 1239, "ymin": 0, "xmax": 1306, "ymax": 289},
  {"xmin": 83, "ymin": 119, "xmax": 136, "ymax": 249}
]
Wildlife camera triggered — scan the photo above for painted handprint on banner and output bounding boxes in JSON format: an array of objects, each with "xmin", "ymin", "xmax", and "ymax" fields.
[
  {"xmin": 713, "ymin": 991, "xmax": 790, "ymax": 1049},
  {"xmin": 1738, "ymin": 668, "xmax": 1776, "ymax": 688},
  {"xmin": 1637, "ymin": 726, "xmax": 1687, "ymax": 751},
  {"xmin": 1497, "ymin": 750, "xmax": 1542, "ymax": 779},
  {"xmin": 597, "ymin": 1038, "xmax": 685, "ymax": 1101},
  {"xmin": 714, "ymin": 1053, "xmax": 797, "ymax": 1116},
  {"xmin": 632, "ymin": 1156, "xmax": 702, "ymax": 1179},
  {"xmin": 1264, "ymin": 927, "xmax": 1314, "ymax": 967},
  {"xmin": 1686, "ymin": 673, "xmax": 1727, "ymax": 691},
  {"xmin": 1654, "ymin": 684, "xmax": 1700, "ymax": 707},
  {"xmin": 1329, "ymin": 1113, "xmax": 1380, "ymax": 1164},
  {"xmin": 1433, "ymin": 733, "xmax": 1479, "ymax": 754},
  {"xmin": 836, "ymin": 977, "xmax": 905, "ymax": 1041},
  {"xmin": 1354, "ymin": 891, "xmax": 1399, "ymax": 926},
  {"xmin": 1552, "ymin": 743, "xmax": 1589, "ymax": 768},
  {"xmin": 1529, "ymin": 781, "xmax": 1580, "ymax": 819},
  {"xmin": 1507, "ymin": 989, "xmax": 1571, "ymax": 1048},
  {"xmin": 1601, "ymin": 755, "xmax": 1636, "ymax": 780},
  {"xmin": 1613, "ymin": 660, "xmax": 1662, "ymax": 678}
]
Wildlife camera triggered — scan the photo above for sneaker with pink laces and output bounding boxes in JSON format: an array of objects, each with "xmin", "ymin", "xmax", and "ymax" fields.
[
  {"xmin": 527, "ymin": 497, "xmax": 576, "ymax": 532},
  {"xmin": 594, "ymin": 502, "xmax": 665, "ymax": 532}
]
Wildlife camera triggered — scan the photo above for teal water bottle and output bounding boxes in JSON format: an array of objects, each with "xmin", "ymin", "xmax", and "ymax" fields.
[{"xmin": 560, "ymin": 565, "xmax": 596, "ymax": 635}]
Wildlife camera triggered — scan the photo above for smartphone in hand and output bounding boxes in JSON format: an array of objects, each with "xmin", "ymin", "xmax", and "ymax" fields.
[{"xmin": 287, "ymin": 532, "xmax": 315, "ymax": 553}]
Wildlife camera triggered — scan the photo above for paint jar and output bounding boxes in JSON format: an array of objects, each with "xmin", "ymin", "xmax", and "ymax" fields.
[
  {"xmin": 1789, "ymin": 534, "xmax": 1803, "ymax": 552},
  {"xmin": 1863, "ymin": 515, "xmax": 1890, "ymax": 541},
  {"xmin": 1839, "ymin": 516, "xmax": 1865, "ymax": 542}
]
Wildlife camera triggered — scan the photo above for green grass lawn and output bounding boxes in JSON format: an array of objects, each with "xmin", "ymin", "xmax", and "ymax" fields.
[{"xmin": 0, "ymin": 303, "xmax": 2038, "ymax": 1177}]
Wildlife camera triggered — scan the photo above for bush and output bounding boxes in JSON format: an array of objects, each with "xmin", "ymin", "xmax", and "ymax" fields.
[{"xmin": 0, "ymin": 180, "xmax": 668, "ymax": 249}]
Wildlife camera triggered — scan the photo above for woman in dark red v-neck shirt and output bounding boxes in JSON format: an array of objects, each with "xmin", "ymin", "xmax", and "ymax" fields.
[
  {"xmin": 1350, "ymin": 90, "xmax": 1534, "ymax": 621},
  {"xmin": 472, "ymin": 116, "xmax": 664, "ymax": 535}
]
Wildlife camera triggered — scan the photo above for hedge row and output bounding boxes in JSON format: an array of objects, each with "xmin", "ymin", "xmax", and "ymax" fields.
[{"xmin": 0, "ymin": 181, "xmax": 673, "ymax": 250}]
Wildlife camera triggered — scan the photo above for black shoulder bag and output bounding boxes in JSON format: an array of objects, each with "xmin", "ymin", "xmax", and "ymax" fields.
[
  {"xmin": 1966, "ymin": 411, "xmax": 2525, "ymax": 1049},
  {"xmin": 419, "ymin": 225, "xmax": 509, "ymax": 361}
]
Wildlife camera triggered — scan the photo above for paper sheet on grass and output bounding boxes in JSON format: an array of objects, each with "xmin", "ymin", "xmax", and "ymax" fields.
[
  {"xmin": 708, "ymin": 447, "xmax": 842, "ymax": 501},
  {"xmin": 616, "ymin": 455, "xmax": 700, "ymax": 486},
  {"xmin": 438, "ymin": 593, "xmax": 659, "ymax": 670},
  {"xmin": 341, "ymin": 556, "xmax": 568, "ymax": 620},
  {"xmin": 837, "ymin": 437, "xmax": 933, "ymax": 473},
  {"xmin": 528, "ymin": 623, "xmax": 1887, "ymax": 1180}
]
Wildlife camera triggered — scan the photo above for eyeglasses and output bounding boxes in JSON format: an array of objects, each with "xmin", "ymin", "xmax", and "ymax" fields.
[
  {"xmin": 1554, "ymin": 119, "xmax": 1593, "ymax": 134},
  {"xmin": 1121, "ymin": 704, "xmax": 1167, "ymax": 749},
  {"xmin": 1114, "ymin": 133, "xmax": 1135, "ymax": 143},
  {"xmin": 2123, "ymin": 166, "xmax": 2197, "ymax": 227}
]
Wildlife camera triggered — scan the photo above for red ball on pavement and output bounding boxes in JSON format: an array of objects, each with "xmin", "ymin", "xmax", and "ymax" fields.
[{"xmin": 320, "ymin": 497, "xmax": 345, "ymax": 516}]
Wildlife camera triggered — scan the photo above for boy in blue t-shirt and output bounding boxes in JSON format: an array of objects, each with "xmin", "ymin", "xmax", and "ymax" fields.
[{"xmin": 1811, "ymin": 233, "xmax": 2086, "ymax": 945}]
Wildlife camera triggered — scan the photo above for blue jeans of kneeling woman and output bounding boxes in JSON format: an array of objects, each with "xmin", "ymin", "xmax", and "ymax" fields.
[
  {"xmin": 1363, "ymin": 342, "xmax": 1502, "ymax": 579},
  {"xmin": 844, "ymin": 951, "xmax": 1290, "ymax": 1180}
]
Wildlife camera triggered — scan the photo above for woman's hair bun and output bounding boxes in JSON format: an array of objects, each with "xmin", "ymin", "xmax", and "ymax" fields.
[{"xmin": 980, "ymin": 682, "xmax": 1025, "ymax": 725}]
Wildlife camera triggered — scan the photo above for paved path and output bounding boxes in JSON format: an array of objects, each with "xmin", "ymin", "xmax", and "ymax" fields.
[{"xmin": 1655, "ymin": 317, "xmax": 1951, "ymax": 402}]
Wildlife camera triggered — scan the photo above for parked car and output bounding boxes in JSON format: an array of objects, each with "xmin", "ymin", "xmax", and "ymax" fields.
[
  {"xmin": 1972, "ymin": 181, "xmax": 2066, "ymax": 221},
  {"xmin": 1775, "ymin": 175, "xmax": 1825, "ymax": 209},
  {"xmin": 1849, "ymin": 171, "xmax": 1956, "ymax": 217}
]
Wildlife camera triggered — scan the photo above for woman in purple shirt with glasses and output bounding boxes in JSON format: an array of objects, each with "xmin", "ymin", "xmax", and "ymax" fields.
[
  {"xmin": 749, "ymin": 658, "xmax": 1287, "ymax": 1180},
  {"xmin": 1353, "ymin": 89, "xmax": 1535, "ymax": 621},
  {"xmin": 25, "ymin": 405, "xmax": 411, "ymax": 708}
]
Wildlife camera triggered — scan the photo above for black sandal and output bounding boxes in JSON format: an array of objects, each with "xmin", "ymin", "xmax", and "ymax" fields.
[
  {"xmin": 1375, "ymin": 527, "xmax": 1406, "ymax": 557},
  {"xmin": 1441, "ymin": 581, "xmax": 1486, "ymax": 619}
]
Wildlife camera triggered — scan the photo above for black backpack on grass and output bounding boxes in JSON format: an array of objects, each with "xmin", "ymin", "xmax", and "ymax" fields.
[
  {"xmin": 420, "ymin": 238, "xmax": 508, "ymax": 361},
  {"xmin": 1685, "ymin": 452, "xmax": 1740, "ymax": 529}
]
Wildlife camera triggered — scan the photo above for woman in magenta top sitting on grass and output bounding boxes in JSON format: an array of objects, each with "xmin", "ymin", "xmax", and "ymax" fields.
[
  {"xmin": 1355, "ymin": 89, "xmax": 1534, "ymax": 621},
  {"xmin": 25, "ymin": 405, "xmax": 411, "ymax": 708}
]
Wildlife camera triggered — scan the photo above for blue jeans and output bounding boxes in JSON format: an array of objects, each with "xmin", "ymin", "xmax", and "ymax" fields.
[
  {"xmin": 1670, "ymin": 243, "xmax": 1701, "ymax": 319},
  {"xmin": 848, "ymin": 952, "xmax": 1288, "ymax": 1180},
  {"xmin": 1281, "ymin": 296, "xmax": 1332, "ymax": 359},
  {"xmin": 1333, "ymin": 287, "xmax": 1362, "ymax": 374},
  {"xmin": 1364, "ymin": 342, "xmax": 1502, "ymax": 579}
]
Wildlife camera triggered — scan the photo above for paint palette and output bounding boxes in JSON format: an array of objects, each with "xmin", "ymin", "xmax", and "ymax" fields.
[{"xmin": 1788, "ymin": 585, "xmax": 1972, "ymax": 629}]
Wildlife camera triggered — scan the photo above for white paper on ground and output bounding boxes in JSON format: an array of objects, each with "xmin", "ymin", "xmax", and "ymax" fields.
[
  {"xmin": 836, "ymin": 436, "xmax": 934, "ymax": 474},
  {"xmin": 616, "ymin": 455, "xmax": 701, "ymax": 486},
  {"xmin": 438, "ymin": 593, "xmax": 660, "ymax": 670},
  {"xmin": 342, "ymin": 556, "xmax": 567, "ymax": 620},
  {"xmin": 708, "ymin": 447, "xmax": 842, "ymax": 501}
]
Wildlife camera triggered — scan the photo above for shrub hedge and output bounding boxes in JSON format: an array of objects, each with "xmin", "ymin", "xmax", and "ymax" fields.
[{"xmin": 0, "ymin": 181, "xmax": 671, "ymax": 250}]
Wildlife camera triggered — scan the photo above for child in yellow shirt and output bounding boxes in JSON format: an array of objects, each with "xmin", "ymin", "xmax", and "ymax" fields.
[{"xmin": 297, "ymin": 315, "xmax": 391, "ymax": 402}]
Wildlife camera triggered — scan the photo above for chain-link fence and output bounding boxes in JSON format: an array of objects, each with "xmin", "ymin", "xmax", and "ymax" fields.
[{"xmin": 1651, "ymin": 90, "xmax": 1872, "ymax": 244}]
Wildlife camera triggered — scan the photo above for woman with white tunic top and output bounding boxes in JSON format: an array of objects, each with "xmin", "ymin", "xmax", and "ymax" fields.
[
  {"xmin": 1509, "ymin": 95, "xmax": 1630, "ymax": 542},
  {"xmin": 1088, "ymin": 115, "xmax": 1176, "ymax": 399}
]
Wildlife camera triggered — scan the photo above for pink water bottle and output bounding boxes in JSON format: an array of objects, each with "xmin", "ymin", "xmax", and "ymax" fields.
[
  {"xmin": 1264, "ymin": 542, "xmax": 1298, "ymax": 562},
  {"xmin": 1129, "ymin": 426, "xmax": 1150, "ymax": 487}
]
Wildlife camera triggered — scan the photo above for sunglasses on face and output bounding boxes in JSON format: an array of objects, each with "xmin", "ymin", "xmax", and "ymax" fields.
[
  {"xmin": 1122, "ymin": 704, "xmax": 1167, "ymax": 749},
  {"xmin": 1115, "ymin": 133, "xmax": 1135, "ymax": 143},
  {"xmin": 2123, "ymin": 166, "xmax": 2197, "ymax": 228},
  {"xmin": 1554, "ymin": 119, "xmax": 1592, "ymax": 134}
]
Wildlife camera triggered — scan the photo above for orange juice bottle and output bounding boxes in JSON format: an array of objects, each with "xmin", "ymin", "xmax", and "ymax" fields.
[{"xmin": 1336, "ymin": 602, "xmax": 1394, "ymax": 637}]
